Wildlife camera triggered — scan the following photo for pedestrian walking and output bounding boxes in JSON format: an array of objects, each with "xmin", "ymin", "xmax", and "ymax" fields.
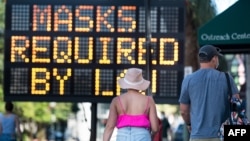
[
  {"xmin": 0, "ymin": 102, "xmax": 22, "ymax": 141},
  {"xmin": 103, "ymin": 68, "xmax": 159, "ymax": 141},
  {"xmin": 160, "ymin": 111, "xmax": 171, "ymax": 141},
  {"xmin": 178, "ymin": 45, "xmax": 240, "ymax": 141}
]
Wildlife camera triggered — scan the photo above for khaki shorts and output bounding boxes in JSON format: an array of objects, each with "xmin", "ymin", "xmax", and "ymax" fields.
[{"xmin": 190, "ymin": 138, "xmax": 220, "ymax": 141}]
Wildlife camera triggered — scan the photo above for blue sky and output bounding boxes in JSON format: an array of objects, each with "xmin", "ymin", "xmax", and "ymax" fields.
[{"xmin": 213, "ymin": 0, "xmax": 238, "ymax": 14}]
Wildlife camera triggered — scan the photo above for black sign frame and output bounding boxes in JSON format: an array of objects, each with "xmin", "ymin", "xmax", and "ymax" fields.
[{"xmin": 4, "ymin": 0, "xmax": 185, "ymax": 104}]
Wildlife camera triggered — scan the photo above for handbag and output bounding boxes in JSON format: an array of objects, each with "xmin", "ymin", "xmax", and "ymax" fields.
[{"xmin": 218, "ymin": 72, "xmax": 250, "ymax": 140}]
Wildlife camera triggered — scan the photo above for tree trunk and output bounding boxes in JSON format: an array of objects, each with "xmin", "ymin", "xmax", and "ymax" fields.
[{"xmin": 185, "ymin": 1, "xmax": 199, "ymax": 71}]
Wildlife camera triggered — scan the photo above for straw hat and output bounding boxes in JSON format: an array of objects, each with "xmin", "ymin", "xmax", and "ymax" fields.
[{"xmin": 118, "ymin": 68, "xmax": 150, "ymax": 91}]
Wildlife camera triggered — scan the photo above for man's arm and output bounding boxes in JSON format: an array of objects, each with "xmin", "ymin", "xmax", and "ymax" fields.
[{"xmin": 180, "ymin": 103, "xmax": 191, "ymax": 132}]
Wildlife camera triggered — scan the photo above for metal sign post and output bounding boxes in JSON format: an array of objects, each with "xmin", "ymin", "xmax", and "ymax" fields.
[{"xmin": 145, "ymin": 0, "xmax": 152, "ymax": 96}]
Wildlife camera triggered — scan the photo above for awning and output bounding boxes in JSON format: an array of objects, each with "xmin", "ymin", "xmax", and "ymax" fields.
[{"xmin": 198, "ymin": 0, "xmax": 250, "ymax": 53}]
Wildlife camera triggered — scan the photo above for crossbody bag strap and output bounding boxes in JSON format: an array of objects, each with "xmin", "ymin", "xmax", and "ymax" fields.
[
  {"xmin": 225, "ymin": 72, "xmax": 232, "ymax": 99},
  {"xmin": 224, "ymin": 72, "xmax": 233, "ymax": 124}
]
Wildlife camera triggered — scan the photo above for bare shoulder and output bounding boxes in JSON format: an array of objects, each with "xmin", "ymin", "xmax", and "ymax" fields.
[
  {"xmin": 112, "ymin": 96, "xmax": 118, "ymax": 101},
  {"xmin": 110, "ymin": 96, "xmax": 120, "ymax": 106},
  {"xmin": 147, "ymin": 96, "xmax": 156, "ymax": 104}
]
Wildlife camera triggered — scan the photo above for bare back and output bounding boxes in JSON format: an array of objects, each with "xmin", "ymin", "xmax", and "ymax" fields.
[
  {"xmin": 117, "ymin": 92, "xmax": 149, "ymax": 115},
  {"xmin": 115, "ymin": 91, "xmax": 159, "ymax": 133}
]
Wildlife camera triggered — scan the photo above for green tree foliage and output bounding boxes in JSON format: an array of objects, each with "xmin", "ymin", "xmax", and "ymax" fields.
[
  {"xmin": 0, "ymin": 100, "xmax": 73, "ymax": 127},
  {"xmin": 0, "ymin": 1, "xmax": 4, "ymax": 50},
  {"xmin": 0, "ymin": 1, "xmax": 3, "ymax": 115},
  {"xmin": 187, "ymin": 0, "xmax": 217, "ymax": 27},
  {"xmin": 0, "ymin": 2, "xmax": 4, "ymax": 30},
  {"xmin": 185, "ymin": 0, "xmax": 229, "ymax": 72},
  {"xmin": 185, "ymin": 0, "xmax": 217, "ymax": 71},
  {"xmin": 0, "ymin": 1, "xmax": 4, "ymax": 85},
  {"xmin": 15, "ymin": 102, "xmax": 51, "ymax": 123},
  {"xmin": 13, "ymin": 102, "xmax": 73, "ymax": 123},
  {"xmin": 54, "ymin": 102, "xmax": 74, "ymax": 121}
]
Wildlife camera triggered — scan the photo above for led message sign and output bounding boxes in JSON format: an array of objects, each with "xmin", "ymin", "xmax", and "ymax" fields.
[{"xmin": 4, "ymin": 0, "xmax": 185, "ymax": 103}]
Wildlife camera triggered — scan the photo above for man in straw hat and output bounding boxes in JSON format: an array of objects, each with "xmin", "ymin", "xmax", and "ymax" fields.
[{"xmin": 103, "ymin": 68, "xmax": 159, "ymax": 141}]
